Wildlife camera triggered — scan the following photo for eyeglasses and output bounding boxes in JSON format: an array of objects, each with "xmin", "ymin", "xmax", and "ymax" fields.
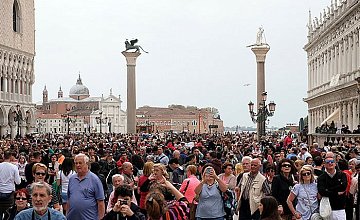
[
  {"xmin": 282, "ymin": 164, "xmax": 291, "ymax": 168},
  {"xmin": 15, "ymin": 197, "xmax": 27, "ymax": 200},
  {"xmin": 35, "ymin": 172, "xmax": 46, "ymax": 176},
  {"xmin": 301, "ymin": 172, "xmax": 311, "ymax": 177},
  {"xmin": 266, "ymin": 169, "xmax": 275, "ymax": 172},
  {"xmin": 325, "ymin": 159, "xmax": 335, "ymax": 164}
]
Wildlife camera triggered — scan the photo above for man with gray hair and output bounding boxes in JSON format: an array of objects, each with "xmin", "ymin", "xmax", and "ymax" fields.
[
  {"xmin": 14, "ymin": 182, "xmax": 66, "ymax": 220},
  {"xmin": 236, "ymin": 158, "xmax": 270, "ymax": 220},
  {"xmin": 67, "ymin": 153, "xmax": 105, "ymax": 220}
]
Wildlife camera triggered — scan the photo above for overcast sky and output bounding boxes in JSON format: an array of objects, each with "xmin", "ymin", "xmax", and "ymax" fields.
[{"xmin": 34, "ymin": 0, "xmax": 330, "ymax": 128}]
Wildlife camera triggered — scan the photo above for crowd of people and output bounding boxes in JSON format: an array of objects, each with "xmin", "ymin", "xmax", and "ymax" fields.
[{"xmin": 0, "ymin": 131, "xmax": 359, "ymax": 220}]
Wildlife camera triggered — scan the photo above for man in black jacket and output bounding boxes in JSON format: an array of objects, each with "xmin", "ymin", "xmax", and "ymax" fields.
[
  {"xmin": 103, "ymin": 184, "xmax": 145, "ymax": 220},
  {"xmin": 317, "ymin": 152, "xmax": 347, "ymax": 219}
]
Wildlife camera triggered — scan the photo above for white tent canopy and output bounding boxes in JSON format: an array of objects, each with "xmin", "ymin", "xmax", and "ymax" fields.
[{"xmin": 321, "ymin": 108, "xmax": 340, "ymax": 126}]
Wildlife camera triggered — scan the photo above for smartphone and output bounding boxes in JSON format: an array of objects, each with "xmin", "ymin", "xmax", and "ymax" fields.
[{"xmin": 205, "ymin": 167, "xmax": 212, "ymax": 174}]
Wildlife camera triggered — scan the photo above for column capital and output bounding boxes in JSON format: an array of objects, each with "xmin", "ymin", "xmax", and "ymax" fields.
[
  {"xmin": 251, "ymin": 46, "xmax": 270, "ymax": 62},
  {"xmin": 122, "ymin": 52, "xmax": 141, "ymax": 65}
]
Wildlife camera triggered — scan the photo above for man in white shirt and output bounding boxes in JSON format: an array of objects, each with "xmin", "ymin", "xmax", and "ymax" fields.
[{"xmin": 0, "ymin": 151, "xmax": 21, "ymax": 220}]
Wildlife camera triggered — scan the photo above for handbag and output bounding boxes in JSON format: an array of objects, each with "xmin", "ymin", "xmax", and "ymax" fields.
[{"xmin": 319, "ymin": 197, "xmax": 331, "ymax": 219}]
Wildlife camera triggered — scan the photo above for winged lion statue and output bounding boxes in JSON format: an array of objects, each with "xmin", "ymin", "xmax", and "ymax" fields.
[{"xmin": 124, "ymin": 39, "xmax": 149, "ymax": 53}]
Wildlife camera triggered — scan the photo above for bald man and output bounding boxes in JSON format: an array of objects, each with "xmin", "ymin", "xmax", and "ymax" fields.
[{"xmin": 236, "ymin": 158, "xmax": 270, "ymax": 220}]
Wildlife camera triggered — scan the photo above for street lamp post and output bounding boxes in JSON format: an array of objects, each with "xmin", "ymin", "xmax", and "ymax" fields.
[
  {"xmin": 62, "ymin": 108, "xmax": 76, "ymax": 135},
  {"xmin": 13, "ymin": 105, "xmax": 29, "ymax": 139},
  {"xmin": 248, "ymin": 91, "xmax": 276, "ymax": 140},
  {"xmin": 95, "ymin": 111, "xmax": 108, "ymax": 133}
]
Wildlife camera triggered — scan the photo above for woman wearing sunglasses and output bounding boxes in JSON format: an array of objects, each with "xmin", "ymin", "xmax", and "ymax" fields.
[
  {"xmin": 3, "ymin": 189, "xmax": 29, "ymax": 220},
  {"xmin": 287, "ymin": 166, "xmax": 320, "ymax": 220},
  {"xmin": 271, "ymin": 159, "xmax": 296, "ymax": 220},
  {"xmin": 26, "ymin": 163, "xmax": 61, "ymax": 211}
]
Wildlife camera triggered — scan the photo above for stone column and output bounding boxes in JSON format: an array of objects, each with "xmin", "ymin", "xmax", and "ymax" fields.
[
  {"xmin": 348, "ymin": 101, "xmax": 353, "ymax": 130},
  {"xmin": 122, "ymin": 51, "xmax": 141, "ymax": 134},
  {"xmin": 251, "ymin": 45, "xmax": 270, "ymax": 140},
  {"xmin": 353, "ymin": 100, "xmax": 357, "ymax": 130}
]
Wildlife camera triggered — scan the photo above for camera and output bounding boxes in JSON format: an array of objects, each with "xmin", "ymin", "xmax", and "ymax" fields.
[
  {"xmin": 205, "ymin": 167, "xmax": 212, "ymax": 174},
  {"xmin": 119, "ymin": 200, "xmax": 128, "ymax": 205}
]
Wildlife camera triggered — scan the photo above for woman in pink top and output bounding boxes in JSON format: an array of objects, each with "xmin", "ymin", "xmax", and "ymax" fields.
[
  {"xmin": 179, "ymin": 165, "xmax": 200, "ymax": 202},
  {"xmin": 138, "ymin": 161, "xmax": 154, "ymax": 214}
]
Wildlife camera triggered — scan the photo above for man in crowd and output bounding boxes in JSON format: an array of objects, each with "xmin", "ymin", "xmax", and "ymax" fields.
[
  {"xmin": 14, "ymin": 182, "xmax": 66, "ymax": 220},
  {"xmin": 168, "ymin": 158, "xmax": 185, "ymax": 187},
  {"xmin": 236, "ymin": 158, "xmax": 270, "ymax": 220},
  {"xmin": 25, "ymin": 151, "xmax": 42, "ymax": 185},
  {"xmin": 317, "ymin": 152, "xmax": 347, "ymax": 220},
  {"xmin": 103, "ymin": 184, "xmax": 145, "ymax": 220},
  {"xmin": 154, "ymin": 146, "xmax": 169, "ymax": 165},
  {"xmin": 0, "ymin": 151, "xmax": 21, "ymax": 220},
  {"xmin": 67, "ymin": 153, "xmax": 105, "ymax": 220}
]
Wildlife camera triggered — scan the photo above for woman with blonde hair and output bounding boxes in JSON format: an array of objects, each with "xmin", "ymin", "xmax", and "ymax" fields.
[
  {"xmin": 287, "ymin": 166, "xmax": 319, "ymax": 220},
  {"xmin": 179, "ymin": 165, "xmax": 200, "ymax": 203},
  {"xmin": 234, "ymin": 163, "xmax": 244, "ymax": 176},
  {"xmin": 138, "ymin": 162, "xmax": 154, "ymax": 214}
]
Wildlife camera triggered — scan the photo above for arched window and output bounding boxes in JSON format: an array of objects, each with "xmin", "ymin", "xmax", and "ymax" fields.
[{"xmin": 13, "ymin": 0, "xmax": 21, "ymax": 32}]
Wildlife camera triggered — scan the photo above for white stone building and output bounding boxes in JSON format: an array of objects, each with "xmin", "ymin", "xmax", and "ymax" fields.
[
  {"xmin": 0, "ymin": 0, "xmax": 36, "ymax": 138},
  {"xmin": 36, "ymin": 75, "xmax": 127, "ymax": 134},
  {"xmin": 304, "ymin": 0, "xmax": 360, "ymax": 133}
]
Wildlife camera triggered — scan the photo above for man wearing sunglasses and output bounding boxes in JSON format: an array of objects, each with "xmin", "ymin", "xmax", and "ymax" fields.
[{"xmin": 317, "ymin": 152, "xmax": 348, "ymax": 220}]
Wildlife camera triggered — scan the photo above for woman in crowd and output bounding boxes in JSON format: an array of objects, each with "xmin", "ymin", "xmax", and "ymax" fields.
[
  {"xmin": 271, "ymin": 158, "xmax": 296, "ymax": 220},
  {"xmin": 56, "ymin": 157, "xmax": 76, "ymax": 215},
  {"xmin": 16, "ymin": 154, "xmax": 27, "ymax": 189},
  {"xmin": 138, "ymin": 162, "xmax": 154, "ymax": 214},
  {"xmin": 47, "ymin": 154, "xmax": 59, "ymax": 184},
  {"xmin": 259, "ymin": 196, "xmax": 282, "ymax": 220},
  {"xmin": 106, "ymin": 174, "xmax": 125, "ymax": 213},
  {"xmin": 349, "ymin": 158, "xmax": 359, "ymax": 178},
  {"xmin": 287, "ymin": 166, "xmax": 319, "ymax": 220},
  {"xmin": 194, "ymin": 165, "xmax": 227, "ymax": 220},
  {"xmin": 218, "ymin": 162, "xmax": 236, "ymax": 190},
  {"xmin": 179, "ymin": 165, "xmax": 200, "ymax": 203},
  {"xmin": 145, "ymin": 176, "xmax": 189, "ymax": 220},
  {"xmin": 264, "ymin": 164, "xmax": 276, "ymax": 192},
  {"xmin": 27, "ymin": 163, "xmax": 60, "ymax": 211},
  {"xmin": 3, "ymin": 189, "xmax": 29, "ymax": 220}
]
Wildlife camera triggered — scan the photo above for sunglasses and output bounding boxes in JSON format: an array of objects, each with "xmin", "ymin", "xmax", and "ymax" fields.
[
  {"xmin": 325, "ymin": 160, "xmax": 335, "ymax": 164},
  {"xmin": 35, "ymin": 172, "xmax": 46, "ymax": 176},
  {"xmin": 282, "ymin": 164, "xmax": 291, "ymax": 168},
  {"xmin": 15, "ymin": 197, "xmax": 27, "ymax": 201},
  {"xmin": 301, "ymin": 172, "xmax": 311, "ymax": 177}
]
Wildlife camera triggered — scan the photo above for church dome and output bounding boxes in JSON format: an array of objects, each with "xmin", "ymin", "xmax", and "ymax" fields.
[{"xmin": 69, "ymin": 74, "xmax": 89, "ymax": 96}]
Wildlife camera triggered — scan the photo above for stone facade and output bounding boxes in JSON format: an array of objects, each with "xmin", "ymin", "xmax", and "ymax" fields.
[
  {"xmin": 0, "ymin": 0, "xmax": 36, "ymax": 138},
  {"xmin": 304, "ymin": 0, "xmax": 360, "ymax": 133},
  {"xmin": 136, "ymin": 106, "xmax": 224, "ymax": 134},
  {"xmin": 36, "ymin": 76, "xmax": 126, "ymax": 134}
]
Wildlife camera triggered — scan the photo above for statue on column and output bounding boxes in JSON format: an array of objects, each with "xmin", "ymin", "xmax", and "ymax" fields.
[
  {"xmin": 248, "ymin": 27, "xmax": 269, "ymax": 47},
  {"xmin": 124, "ymin": 39, "xmax": 149, "ymax": 53}
]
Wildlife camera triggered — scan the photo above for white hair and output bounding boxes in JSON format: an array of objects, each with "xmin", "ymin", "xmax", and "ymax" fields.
[
  {"xmin": 242, "ymin": 156, "xmax": 252, "ymax": 163},
  {"xmin": 112, "ymin": 174, "xmax": 124, "ymax": 184},
  {"xmin": 75, "ymin": 153, "xmax": 90, "ymax": 163}
]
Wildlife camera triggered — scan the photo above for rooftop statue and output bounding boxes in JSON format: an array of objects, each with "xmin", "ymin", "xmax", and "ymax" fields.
[
  {"xmin": 124, "ymin": 39, "xmax": 149, "ymax": 53},
  {"xmin": 247, "ymin": 27, "xmax": 269, "ymax": 47}
]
